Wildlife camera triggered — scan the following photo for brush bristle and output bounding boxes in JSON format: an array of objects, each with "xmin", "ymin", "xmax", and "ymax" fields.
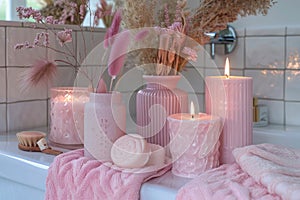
[{"xmin": 16, "ymin": 131, "xmax": 46, "ymax": 147}]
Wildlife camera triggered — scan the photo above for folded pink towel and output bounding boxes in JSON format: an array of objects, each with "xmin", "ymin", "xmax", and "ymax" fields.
[
  {"xmin": 233, "ymin": 143, "xmax": 300, "ymax": 200},
  {"xmin": 176, "ymin": 163, "xmax": 280, "ymax": 200},
  {"xmin": 45, "ymin": 149, "xmax": 171, "ymax": 200}
]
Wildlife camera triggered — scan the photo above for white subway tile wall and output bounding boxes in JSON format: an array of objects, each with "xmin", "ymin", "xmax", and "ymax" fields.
[
  {"xmin": 1, "ymin": 23, "xmax": 300, "ymax": 134},
  {"xmin": 285, "ymin": 70, "xmax": 300, "ymax": 101},
  {"xmin": 245, "ymin": 27, "xmax": 285, "ymax": 36},
  {"xmin": 0, "ymin": 104, "xmax": 6, "ymax": 133},
  {"xmin": 285, "ymin": 102, "xmax": 300, "ymax": 126},
  {"xmin": 178, "ymin": 67, "xmax": 205, "ymax": 94},
  {"xmin": 7, "ymin": 100, "xmax": 47, "ymax": 131},
  {"xmin": 50, "ymin": 67, "xmax": 77, "ymax": 91},
  {"xmin": 6, "ymin": 27, "xmax": 47, "ymax": 66},
  {"xmin": 7, "ymin": 68, "xmax": 48, "ymax": 102},
  {"xmin": 210, "ymin": 26, "xmax": 300, "ymax": 125},
  {"xmin": 73, "ymin": 66, "xmax": 105, "ymax": 89},
  {"xmin": 76, "ymin": 30, "xmax": 106, "ymax": 66},
  {"xmin": 245, "ymin": 37, "xmax": 285, "ymax": 69},
  {"xmin": 245, "ymin": 69, "xmax": 284, "ymax": 99},
  {"xmin": 0, "ymin": 28, "xmax": 5, "ymax": 67},
  {"xmin": 47, "ymin": 30, "xmax": 78, "ymax": 66},
  {"xmin": 0, "ymin": 23, "xmax": 106, "ymax": 133},
  {"xmin": 0, "ymin": 68, "xmax": 6, "ymax": 103}
]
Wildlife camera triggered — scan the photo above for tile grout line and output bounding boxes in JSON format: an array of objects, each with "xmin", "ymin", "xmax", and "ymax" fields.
[
  {"xmin": 283, "ymin": 27, "xmax": 287, "ymax": 125},
  {"xmin": 5, "ymin": 26, "xmax": 8, "ymax": 134},
  {"xmin": 6, "ymin": 99, "xmax": 49, "ymax": 104}
]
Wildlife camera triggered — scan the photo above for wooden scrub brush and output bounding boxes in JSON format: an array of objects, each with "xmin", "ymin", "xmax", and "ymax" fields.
[{"xmin": 16, "ymin": 131, "xmax": 62, "ymax": 156}]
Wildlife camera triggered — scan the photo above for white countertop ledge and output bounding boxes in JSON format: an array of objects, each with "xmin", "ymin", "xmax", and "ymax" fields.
[
  {"xmin": 0, "ymin": 128, "xmax": 188, "ymax": 200},
  {"xmin": 1, "ymin": 125, "xmax": 300, "ymax": 199}
]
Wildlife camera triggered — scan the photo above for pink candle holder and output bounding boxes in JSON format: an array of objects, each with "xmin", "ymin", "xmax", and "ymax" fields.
[
  {"xmin": 49, "ymin": 87, "xmax": 90, "ymax": 149},
  {"xmin": 84, "ymin": 92, "xmax": 126, "ymax": 162},
  {"xmin": 168, "ymin": 113, "xmax": 222, "ymax": 178}
]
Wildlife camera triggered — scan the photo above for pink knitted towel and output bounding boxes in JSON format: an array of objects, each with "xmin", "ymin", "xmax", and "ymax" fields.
[
  {"xmin": 45, "ymin": 149, "xmax": 171, "ymax": 200},
  {"xmin": 233, "ymin": 143, "xmax": 300, "ymax": 200},
  {"xmin": 176, "ymin": 163, "xmax": 280, "ymax": 200}
]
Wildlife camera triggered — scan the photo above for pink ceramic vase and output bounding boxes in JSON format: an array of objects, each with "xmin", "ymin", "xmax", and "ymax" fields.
[
  {"xmin": 84, "ymin": 92, "xmax": 126, "ymax": 162},
  {"xmin": 49, "ymin": 87, "xmax": 90, "ymax": 149},
  {"xmin": 136, "ymin": 75, "xmax": 188, "ymax": 147}
]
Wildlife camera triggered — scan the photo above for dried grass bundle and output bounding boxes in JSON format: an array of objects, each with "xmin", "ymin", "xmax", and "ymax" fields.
[
  {"xmin": 118, "ymin": 0, "xmax": 276, "ymax": 75},
  {"xmin": 189, "ymin": 0, "xmax": 277, "ymax": 45},
  {"xmin": 121, "ymin": 0, "xmax": 156, "ymax": 28}
]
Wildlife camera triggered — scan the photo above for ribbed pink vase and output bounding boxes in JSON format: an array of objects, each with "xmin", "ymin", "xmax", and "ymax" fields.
[{"xmin": 136, "ymin": 75, "xmax": 188, "ymax": 147}]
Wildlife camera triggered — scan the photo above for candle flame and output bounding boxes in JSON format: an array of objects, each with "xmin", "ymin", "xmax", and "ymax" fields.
[
  {"xmin": 64, "ymin": 94, "xmax": 72, "ymax": 102},
  {"xmin": 190, "ymin": 101, "xmax": 195, "ymax": 118},
  {"xmin": 225, "ymin": 57, "xmax": 230, "ymax": 79}
]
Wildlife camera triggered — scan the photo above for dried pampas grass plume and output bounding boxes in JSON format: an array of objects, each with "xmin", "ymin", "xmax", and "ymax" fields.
[{"xmin": 21, "ymin": 59, "xmax": 57, "ymax": 92}]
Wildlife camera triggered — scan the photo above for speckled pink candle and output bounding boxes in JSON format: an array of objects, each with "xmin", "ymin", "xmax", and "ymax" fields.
[
  {"xmin": 49, "ymin": 87, "xmax": 89, "ymax": 149},
  {"xmin": 168, "ymin": 113, "xmax": 222, "ymax": 178},
  {"xmin": 205, "ymin": 59, "xmax": 253, "ymax": 164}
]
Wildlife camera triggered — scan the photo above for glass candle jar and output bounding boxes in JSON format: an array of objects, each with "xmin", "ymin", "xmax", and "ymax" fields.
[{"xmin": 49, "ymin": 87, "xmax": 90, "ymax": 149}]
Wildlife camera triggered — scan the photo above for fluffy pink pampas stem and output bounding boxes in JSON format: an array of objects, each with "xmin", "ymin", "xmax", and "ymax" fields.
[{"xmin": 21, "ymin": 59, "xmax": 57, "ymax": 91}]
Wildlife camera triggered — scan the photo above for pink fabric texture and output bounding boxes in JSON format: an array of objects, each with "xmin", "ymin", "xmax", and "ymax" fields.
[
  {"xmin": 176, "ymin": 163, "xmax": 280, "ymax": 200},
  {"xmin": 177, "ymin": 143, "xmax": 300, "ymax": 200},
  {"xmin": 45, "ymin": 149, "xmax": 171, "ymax": 200},
  {"xmin": 233, "ymin": 143, "xmax": 300, "ymax": 200}
]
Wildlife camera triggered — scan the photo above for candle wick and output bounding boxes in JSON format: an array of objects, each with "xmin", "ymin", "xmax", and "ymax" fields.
[
  {"xmin": 225, "ymin": 74, "xmax": 229, "ymax": 79},
  {"xmin": 192, "ymin": 115, "xmax": 194, "ymax": 119}
]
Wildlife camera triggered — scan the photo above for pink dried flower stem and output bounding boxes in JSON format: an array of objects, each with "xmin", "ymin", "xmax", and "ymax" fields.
[
  {"xmin": 16, "ymin": 3, "xmax": 115, "ymax": 91},
  {"xmin": 21, "ymin": 59, "xmax": 57, "ymax": 91},
  {"xmin": 16, "ymin": 30, "xmax": 93, "ymax": 88}
]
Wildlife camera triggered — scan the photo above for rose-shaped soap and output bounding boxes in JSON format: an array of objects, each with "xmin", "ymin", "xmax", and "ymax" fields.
[{"xmin": 111, "ymin": 134, "xmax": 150, "ymax": 168}]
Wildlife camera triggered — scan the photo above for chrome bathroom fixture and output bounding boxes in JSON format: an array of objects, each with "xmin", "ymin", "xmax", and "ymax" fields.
[{"xmin": 205, "ymin": 25, "xmax": 237, "ymax": 59}]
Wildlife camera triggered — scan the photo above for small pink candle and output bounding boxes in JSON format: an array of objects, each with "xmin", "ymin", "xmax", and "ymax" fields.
[
  {"xmin": 205, "ymin": 58, "xmax": 253, "ymax": 164},
  {"xmin": 168, "ymin": 102, "xmax": 222, "ymax": 178}
]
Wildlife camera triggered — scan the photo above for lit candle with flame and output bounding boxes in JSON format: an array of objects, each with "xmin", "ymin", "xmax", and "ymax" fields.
[
  {"xmin": 167, "ymin": 102, "xmax": 222, "ymax": 178},
  {"xmin": 49, "ymin": 87, "xmax": 89, "ymax": 149},
  {"xmin": 205, "ymin": 58, "xmax": 253, "ymax": 164},
  {"xmin": 225, "ymin": 57, "xmax": 230, "ymax": 79},
  {"xmin": 190, "ymin": 101, "xmax": 195, "ymax": 119}
]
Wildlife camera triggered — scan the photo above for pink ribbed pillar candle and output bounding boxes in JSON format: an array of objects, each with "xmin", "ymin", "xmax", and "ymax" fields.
[
  {"xmin": 205, "ymin": 76, "xmax": 253, "ymax": 164},
  {"xmin": 136, "ymin": 75, "xmax": 188, "ymax": 147}
]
